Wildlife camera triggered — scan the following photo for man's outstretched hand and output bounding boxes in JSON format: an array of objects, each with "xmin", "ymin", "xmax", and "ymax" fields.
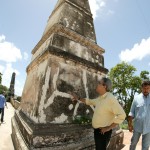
[
  {"xmin": 71, "ymin": 93, "xmax": 79, "ymax": 102},
  {"xmin": 70, "ymin": 93, "xmax": 86, "ymax": 104}
]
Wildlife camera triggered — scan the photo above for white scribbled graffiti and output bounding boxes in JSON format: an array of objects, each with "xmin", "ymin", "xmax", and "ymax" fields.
[{"xmin": 38, "ymin": 65, "xmax": 95, "ymax": 123}]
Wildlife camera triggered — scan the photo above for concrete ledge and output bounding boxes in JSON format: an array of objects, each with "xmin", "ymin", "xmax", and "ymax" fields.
[
  {"xmin": 12, "ymin": 111, "xmax": 95, "ymax": 150},
  {"xmin": 12, "ymin": 110, "xmax": 124, "ymax": 150},
  {"xmin": 11, "ymin": 99, "xmax": 20, "ymax": 109},
  {"xmin": 108, "ymin": 128, "xmax": 124, "ymax": 150},
  {"xmin": 11, "ymin": 117, "xmax": 29, "ymax": 150}
]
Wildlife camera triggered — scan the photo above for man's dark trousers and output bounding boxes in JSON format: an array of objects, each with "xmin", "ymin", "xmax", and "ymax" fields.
[
  {"xmin": 0, "ymin": 108, "xmax": 4, "ymax": 122},
  {"xmin": 94, "ymin": 128, "xmax": 112, "ymax": 150}
]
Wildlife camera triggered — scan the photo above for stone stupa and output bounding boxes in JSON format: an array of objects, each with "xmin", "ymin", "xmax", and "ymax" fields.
[{"xmin": 12, "ymin": 0, "xmax": 123, "ymax": 149}]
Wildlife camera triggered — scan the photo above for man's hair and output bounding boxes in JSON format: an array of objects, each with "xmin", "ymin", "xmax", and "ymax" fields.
[
  {"xmin": 2, "ymin": 91, "xmax": 6, "ymax": 95},
  {"xmin": 100, "ymin": 77, "xmax": 112, "ymax": 92},
  {"xmin": 141, "ymin": 80, "xmax": 150, "ymax": 87},
  {"xmin": 0, "ymin": 91, "xmax": 5, "ymax": 95}
]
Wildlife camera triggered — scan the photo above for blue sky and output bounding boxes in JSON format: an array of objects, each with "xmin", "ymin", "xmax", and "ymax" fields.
[{"xmin": 0, "ymin": 0, "xmax": 150, "ymax": 96}]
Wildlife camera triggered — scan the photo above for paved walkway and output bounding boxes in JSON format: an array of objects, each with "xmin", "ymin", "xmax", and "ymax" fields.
[
  {"xmin": 0, "ymin": 102, "xmax": 14, "ymax": 150},
  {"xmin": 122, "ymin": 130, "xmax": 146, "ymax": 150},
  {"xmin": 0, "ymin": 103, "xmax": 149, "ymax": 150}
]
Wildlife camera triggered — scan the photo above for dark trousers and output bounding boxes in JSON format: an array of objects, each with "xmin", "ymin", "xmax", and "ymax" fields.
[
  {"xmin": 94, "ymin": 128, "xmax": 112, "ymax": 150},
  {"xmin": 0, "ymin": 108, "xmax": 4, "ymax": 122}
]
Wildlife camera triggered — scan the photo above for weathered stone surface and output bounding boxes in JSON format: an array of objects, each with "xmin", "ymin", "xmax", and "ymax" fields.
[
  {"xmin": 43, "ymin": 0, "xmax": 96, "ymax": 42},
  {"xmin": 20, "ymin": 53, "xmax": 104, "ymax": 124},
  {"xmin": 12, "ymin": 110, "xmax": 95, "ymax": 149},
  {"xmin": 11, "ymin": 99, "xmax": 20, "ymax": 109},
  {"xmin": 12, "ymin": 0, "xmax": 123, "ymax": 149},
  {"xmin": 12, "ymin": 111, "xmax": 124, "ymax": 150},
  {"xmin": 108, "ymin": 127, "xmax": 124, "ymax": 150}
]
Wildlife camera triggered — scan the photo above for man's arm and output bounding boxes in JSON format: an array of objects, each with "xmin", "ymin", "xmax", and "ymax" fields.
[
  {"xmin": 101, "ymin": 123, "xmax": 118, "ymax": 134},
  {"xmin": 72, "ymin": 94, "xmax": 97, "ymax": 106},
  {"xmin": 101, "ymin": 97, "xmax": 126, "ymax": 134},
  {"xmin": 79, "ymin": 98, "xmax": 86, "ymax": 103},
  {"xmin": 100, "ymin": 96, "xmax": 126, "ymax": 134},
  {"xmin": 4, "ymin": 97, "xmax": 8, "ymax": 108},
  {"xmin": 128, "ymin": 116, "xmax": 134, "ymax": 132},
  {"xmin": 72, "ymin": 94, "xmax": 86, "ymax": 103},
  {"xmin": 128, "ymin": 99, "xmax": 136, "ymax": 132},
  {"xmin": 5, "ymin": 101, "xmax": 8, "ymax": 108},
  {"xmin": 111, "ymin": 98, "xmax": 126, "ymax": 125}
]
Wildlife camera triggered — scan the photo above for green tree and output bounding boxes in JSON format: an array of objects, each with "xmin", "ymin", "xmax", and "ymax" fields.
[
  {"xmin": 0, "ymin": 72, "xmax": 2, "ymax": 84},
  {"xmin": 0, "ymin": 84, "xmax": 8, "ymax": 94},
  {"xmin": 16, "ymin": 96, "xmax": 22, "ymax": 102},
  {"xmin": 140, "ymin": 70, "xmax": 150, "ymax": 80},
  {"xmin": 109, "ymin": 62, "xmax": 142, "ymax": 116}
]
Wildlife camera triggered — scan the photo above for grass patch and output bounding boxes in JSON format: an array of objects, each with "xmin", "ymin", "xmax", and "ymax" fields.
[
  {"xmin": 120, "ymin": 123, "xmax": 128, "ymax": 130},
  {"xmin": 73, "ymin": 115, "xmax": 92, "ymax": 124}
]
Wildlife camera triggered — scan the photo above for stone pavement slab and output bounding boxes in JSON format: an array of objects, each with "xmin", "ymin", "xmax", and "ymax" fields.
[
  {"xmin": 1, "ymin": 104, "xmax": 150, "ymax": 150},
  {"xmin": 0, "ymin": 102, "xmax": 14, "ymax": 150},
  {"xmin": 122, "ymin": 130, "xmax": 149, "ymax": 150}
]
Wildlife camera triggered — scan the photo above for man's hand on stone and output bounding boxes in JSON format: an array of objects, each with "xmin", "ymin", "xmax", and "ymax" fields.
[
  {"xmin": 71, "ymin": 93, "xmax": 79, "ymax": 102},
  {"xmin": 70, "ymin": 93, "xmax": 86, "ymax": 104}
]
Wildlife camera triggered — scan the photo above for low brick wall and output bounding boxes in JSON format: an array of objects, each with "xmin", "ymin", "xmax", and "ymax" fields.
[{"xmin": 10, "ymin": 99, "xmax": 20, "ymax": 109}]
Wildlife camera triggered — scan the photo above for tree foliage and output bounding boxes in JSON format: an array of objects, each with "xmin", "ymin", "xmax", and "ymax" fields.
[
  {"xmin": 109, "ymin": 62, "xmax": 142, "ymax": 116},
  {"xmin": 0, "ymin": 84, "xmax": 8, "ymax": 94},
  {"xmin": 16, "ymin": 96, "xmax": 22, "ymax": 102},
  {"xmin": 140, "ymin": 70, "xmax": 150, "ymax": 80},
  {"xmin": 0, "ymin": 72, "xmax": 2, "ymax": 84},
  {"xmin": 0, "ymin": 72, "xmax": 9, "ymax": 97}
]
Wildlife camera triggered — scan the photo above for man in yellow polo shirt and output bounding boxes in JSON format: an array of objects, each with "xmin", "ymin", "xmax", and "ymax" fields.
[{"xmin": 72, "ymin": 77, "xmax": 126, "ymax": 150}]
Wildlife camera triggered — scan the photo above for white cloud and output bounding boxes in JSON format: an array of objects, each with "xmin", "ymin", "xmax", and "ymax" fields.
[
  {"xmin": 119, "ymin": 37, "xmax": 150, "ymax": 62},
  {"xmin": 149, "ymin": 62, "xmax": 150, "ymax": 66},
  {"xmin": 0, "ymin": 65, "xmax": 4, "ymax": 73},
  {"xmin": 1, "ymin": 63, "xmax": 20, "ymax": 87},
  {"xmin": 0, "ymin": 35, "xmax": 26, "ymax": 96},
  {"xmin": 107, "ymin": 10, "xmax": 115, "ymax": 16},
  {"xmin": 0, "ymin": 35, "xmax": 22, "ymax": 63},
  {"xmin": 23, "ymin": 52, "xmax": 29, "ymax": 60},
  {"xmin": 89, "ymin": 0, "xmax": 106, "ymax": 19},
  {"xmin": 99, "ymin": 1, "xmax": 106, "ymax": 7},
  {"xmin": 89, "ymin": 0, "xmax": 115, "ymax": 19},
  {"xmin": 0, "ymin": 63, "xmax": 22, "ymax": 95},
  {"xmin": 0, "ymin": 35, "xmax": 5, "ymax": 42},
  {"xmin": 15, "ymin": 80, "xmax": 25, "ymax": 96}
]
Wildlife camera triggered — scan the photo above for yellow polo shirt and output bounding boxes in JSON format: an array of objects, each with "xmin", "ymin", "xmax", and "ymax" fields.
[{"xmin": 86, "ymin": 92, "xmax": 126, "ymax": 129}]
